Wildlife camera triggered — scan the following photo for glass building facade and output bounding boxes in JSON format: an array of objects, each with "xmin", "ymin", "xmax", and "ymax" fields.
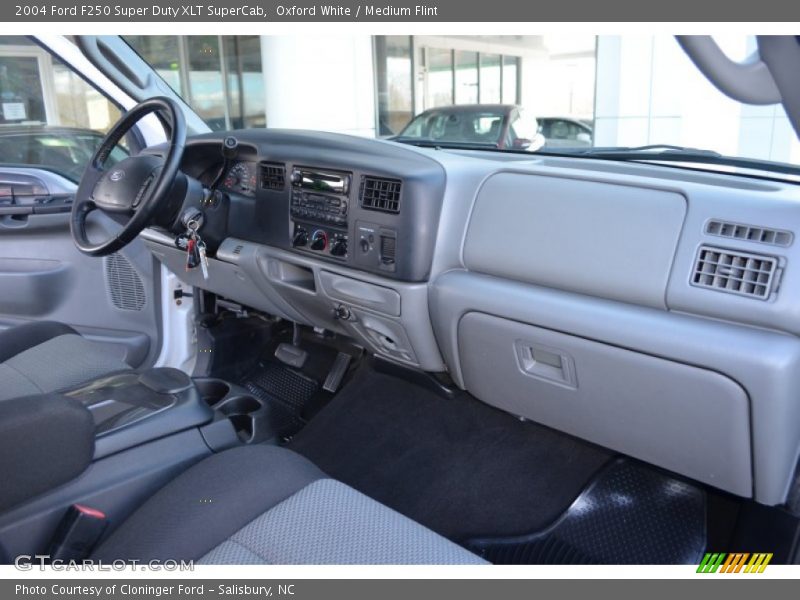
[
  {"xmin": 0, "ymin": 36, "xmax": 122, "ymax": 131},
  {"xmin": 124, "ymin": 35, "xmax": 529, "ymax": 137},
  {"xmin": 3, "ymin": 34, "xmax": 797, "ymax": 172},
  {"xmin": 125, "ymin": 35, "xmax": 266, "ymax": 130},
  {"xmin": 373, "ymin": 36, "xmax": 523, "ymax": 135}
]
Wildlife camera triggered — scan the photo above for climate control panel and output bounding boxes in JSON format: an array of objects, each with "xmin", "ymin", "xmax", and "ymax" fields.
[{"xmin": 292, "ymin": 223, "xmax": 348, "ymax": 260}]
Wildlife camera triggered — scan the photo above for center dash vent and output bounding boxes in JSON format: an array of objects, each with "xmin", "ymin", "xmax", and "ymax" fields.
[
  {"xmin": 260, "ymin": 163, "xmax": 285, "ymax": 190},
  {"xmin": 705, "ymin": 219, "xmax": 793, "ymax": 247},
  {"xmin": 691, "ymin": 246, "xmax": 779, "ymax": 300},
  {"xmin": 360, "ymin": 176, "xmax": 402, "ymax": 213}
]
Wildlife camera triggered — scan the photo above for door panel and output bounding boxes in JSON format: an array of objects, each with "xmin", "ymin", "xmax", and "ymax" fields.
[
  {"xmin": 0, "ymin": 37, "xmax": 161, "ymax": 368},
  {"xmin": 0, "ymin": 257, "xmax": 69, "ymax": 315},
  {"xmin": 0, "ymin": 167, "xmax": 160, "ymax": 367}
]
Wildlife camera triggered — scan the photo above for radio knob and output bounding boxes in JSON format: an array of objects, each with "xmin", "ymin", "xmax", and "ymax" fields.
[
  {"xmin": 310, "ymin": 230, "xmax": 328, "ymax": 251},
  {"xmin": 330, "ymin": 238, "xmax": 348, "ymax": 257},
  {"xmin": 292, "ymin": 228, "xmax": 308, "ymax": 247}
]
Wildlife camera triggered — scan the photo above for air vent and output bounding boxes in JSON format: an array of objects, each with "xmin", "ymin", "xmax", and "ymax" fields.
[
  {"xmin": 706, "ymin": 219, "xmax": 793, "ymax": 247},
  {"xmin": 260, "ymin": 162, "xmax": 285, "ymax": 190},
  {"xmin": 691, "ymin": 246, "xmax": 779, "ymax": 300},
  {"xmin": 104, "ymin": 253, "xmax": 146, "ymax": 311},
  {"xmin": 360, "ymin": 176, "xmax": 402, "ymax": 213}
]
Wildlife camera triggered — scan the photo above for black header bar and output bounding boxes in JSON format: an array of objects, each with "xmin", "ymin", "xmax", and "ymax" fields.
[{"xmin": 4, "ymin": 0, "xmax": 800, "ymax": 22}]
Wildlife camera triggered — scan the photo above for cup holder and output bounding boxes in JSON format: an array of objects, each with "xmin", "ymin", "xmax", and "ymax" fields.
[
  {"xmin": 193, "ymin": 378, "xmax": 270, "ymax": 444},
  {"xmin": 216, "ymin": 395, "xmax": 262, "ymax": 416},
  {"xmin": 214, "ymin": 394, "xmax": 263, "ymax": 443},
  {"xmin": 194, "ymin": 378, "xmax": 232, "ymax": 408}
]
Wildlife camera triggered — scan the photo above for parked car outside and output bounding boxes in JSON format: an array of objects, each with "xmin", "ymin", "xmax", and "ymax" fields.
[
  {"xmin": 392, "ymin": 104, "xmax": 546, "ymax": 151},
  {"xmin": 538, "ymin": 117, "xmax": 594, "ymax": 148}
]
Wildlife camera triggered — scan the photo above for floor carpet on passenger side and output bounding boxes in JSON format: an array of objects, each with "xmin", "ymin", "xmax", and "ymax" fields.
[{"xmin": 287, "ymin": 366, "xmax": 614, "ymax": 542}]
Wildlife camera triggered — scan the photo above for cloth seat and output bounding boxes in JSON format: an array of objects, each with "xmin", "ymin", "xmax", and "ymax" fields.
[
  {"xmin": 92, "ymin": 445, "xmax": 488, "ymax": 565},
  {"xmin": 0, "ymin": 321, "xmax": 131, "ymax": 401}
]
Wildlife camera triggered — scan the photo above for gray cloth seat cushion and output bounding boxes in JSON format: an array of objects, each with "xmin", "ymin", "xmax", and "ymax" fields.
[
  {"xmin": 0, "ymin": 321, "xmax": 130, "ymax": 401},
  {"xmin": 93, "ymin": 445, "xmax": 487, "ymax": 565}
]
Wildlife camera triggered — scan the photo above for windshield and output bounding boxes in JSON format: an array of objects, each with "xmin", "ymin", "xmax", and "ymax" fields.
[
  {"xmin": 117, "ymin": 34, "xmax": 799, "ymax": 178},
  {"xmin": 124, "ymin": 35, "xmax": 265, "ymax": 130},
  {"xmin": 117, "ymin": 35, "xmax": 800, "ymax": 177}
]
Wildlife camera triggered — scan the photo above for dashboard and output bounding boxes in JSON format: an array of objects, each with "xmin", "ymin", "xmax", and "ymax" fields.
[
  {"xmin": 180, "ymin": 130, "xmax": 446, "ymax": 282},
  {"xmin": 142, "ymin": 128, "xmax": 800, "ymax": 509}
]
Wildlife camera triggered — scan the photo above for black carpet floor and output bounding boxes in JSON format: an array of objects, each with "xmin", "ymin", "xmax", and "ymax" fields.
[{"xmin": 288, "ymin": 366, "xmax": 614, "ymax": 542}]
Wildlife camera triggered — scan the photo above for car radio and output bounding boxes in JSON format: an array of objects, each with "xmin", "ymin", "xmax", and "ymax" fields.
[
  {"xmin": 290, "ymin": 167, "xmax": 350, "ymax": 260},
  {"xmin": 290, "ymin": 167, "xmax": 350, "ymax": 226}
]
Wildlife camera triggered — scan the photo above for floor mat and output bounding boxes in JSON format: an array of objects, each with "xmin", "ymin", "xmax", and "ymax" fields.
[
  {"xmin": 244, "ymin": 361, "xmax": 319, "ymax": 414},
  {"xmin": 288, "ymin": 367, "xmax": 614, "ymax": 541},
  {"xmin": 466, "ymin": 459, "xmax": 707, "ymax": 564}
]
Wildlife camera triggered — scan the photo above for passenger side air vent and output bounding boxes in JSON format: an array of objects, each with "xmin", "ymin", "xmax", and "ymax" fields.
[
  {"xmin": 104, "ymin": 253, "xmax": 146, "ymax": 311},
  {"xmin": 260, "ymin": 162, "xmax": 285, "ymax": 190},
  {"xmin": 360, "ymin": 176, "xmax": 402, "ymax": 214},
  {"xmin": 691, "ymin": 246, "xmax": 779, "ymax": 300},
  {"xmin": 705, "ymin": 219, "xmax": 793, "ymax": 247}
]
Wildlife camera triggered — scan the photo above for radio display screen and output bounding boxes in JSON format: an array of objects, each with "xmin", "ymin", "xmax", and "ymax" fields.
[{"xmin": 295, "ymin": 168, "xmax": 350, "ymax": 195}]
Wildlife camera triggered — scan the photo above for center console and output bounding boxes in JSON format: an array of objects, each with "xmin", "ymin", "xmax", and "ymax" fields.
[
  {"xmin": 66, "ymin": 368, "xmax": 214, "ymax": 459},
  {"xmin": 0, "ymin": 368, "xmax": 272, "ymax": 561}
]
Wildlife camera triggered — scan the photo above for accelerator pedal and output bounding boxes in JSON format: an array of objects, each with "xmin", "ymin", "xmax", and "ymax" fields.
[{"xmin": 323, "ymin": 352, "xmax": 352, "ymax": 393}]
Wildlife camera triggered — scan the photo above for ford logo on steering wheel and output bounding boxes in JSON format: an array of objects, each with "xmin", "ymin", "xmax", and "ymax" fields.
[{"xmin": 109, "ymin": 170, "xmax": 125, "ymax": 182}]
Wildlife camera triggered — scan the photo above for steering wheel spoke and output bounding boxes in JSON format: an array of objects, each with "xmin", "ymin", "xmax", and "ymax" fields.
[
  {"xmin": 105, "ymin": 210, "xmax": 135, "ymax": 227},
  {"xmin": 70, "ymin": 97, "xmax": 186, "ymax": 257}
]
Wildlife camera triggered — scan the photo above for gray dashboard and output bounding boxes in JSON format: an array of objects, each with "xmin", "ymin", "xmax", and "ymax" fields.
[
  {"xmin": 177, "ymin": 130, "xmax": 446, "ymax": 282},
  {"xmin": 142, "ymin": 129, "xmax": 800, "ymax": 508}
]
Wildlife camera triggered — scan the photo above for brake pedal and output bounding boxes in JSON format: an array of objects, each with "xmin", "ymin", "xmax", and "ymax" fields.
[
  {"xmin": 323, "ymin": 352, "xmax": 352, "ymax": 393},
  {"xmin": 274, "ymin": 343, "xmax": 308, "ymax": 368}
]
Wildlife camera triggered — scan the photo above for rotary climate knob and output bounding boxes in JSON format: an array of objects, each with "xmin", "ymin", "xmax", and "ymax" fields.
[
  {"xmin": 310, "ymin": 230, "xmax": 328, "ymax": 251},
  {"xmin": 330, "ymin": 237, "xmax": 348, "ymax": 257},
  {"xmin": 292, "ymin": 227, "xmax": 308, "ymax": 247}
]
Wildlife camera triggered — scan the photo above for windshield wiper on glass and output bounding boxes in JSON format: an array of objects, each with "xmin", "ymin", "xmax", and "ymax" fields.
[
  {"xmin": 391, "ymin": 137, "xmax": 500, "ymax": 150},
  {"xmin": 540, "ymin": 144, "xmax": 800, "ymax": 177},
  {"xmin": 563, "ymin": 144, "xmax": 721, "ymax": 157}
]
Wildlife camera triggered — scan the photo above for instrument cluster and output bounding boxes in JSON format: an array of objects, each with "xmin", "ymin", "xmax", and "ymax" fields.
[{"xmin": 221, "ymin": 161, "xmax": 257, "ymax": 197}]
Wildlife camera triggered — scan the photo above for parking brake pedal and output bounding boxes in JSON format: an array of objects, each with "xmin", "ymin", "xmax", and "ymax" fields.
[{"xmin": 323, "ymin": 352, "xmax": 352, "ymax": 393}]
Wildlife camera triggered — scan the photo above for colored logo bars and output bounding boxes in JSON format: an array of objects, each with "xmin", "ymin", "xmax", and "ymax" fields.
[{"xmin": 697, "ymin": 553, "xmax": 773, "ymax": 573}]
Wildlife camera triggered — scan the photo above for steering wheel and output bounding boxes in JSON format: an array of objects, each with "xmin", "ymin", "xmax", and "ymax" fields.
[{"xmin": 71, "ymin": 96, "xmax": 186, "ymax": 257}]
